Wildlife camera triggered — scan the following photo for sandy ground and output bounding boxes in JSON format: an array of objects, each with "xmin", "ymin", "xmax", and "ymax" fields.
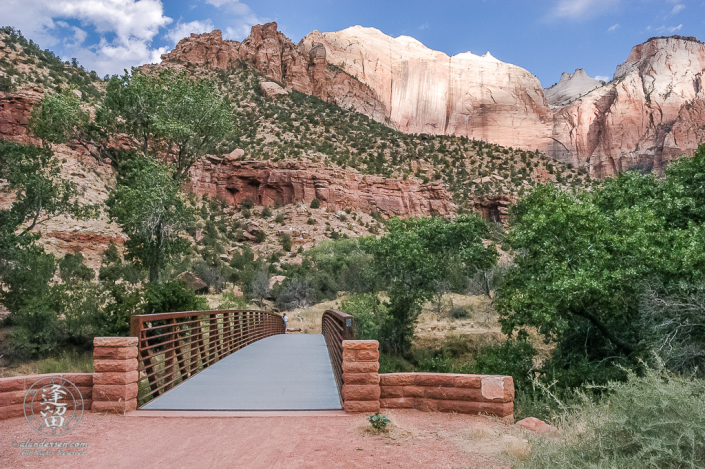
[{"xmin": 0, "ymin": 410, "xmax": 526, "ymax": 468}]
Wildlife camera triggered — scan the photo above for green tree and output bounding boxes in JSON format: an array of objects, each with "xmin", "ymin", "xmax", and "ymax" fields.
[
  {"xmin": 369, "ymin": 215, "xmax": 497, "ymax": 354},
  {"xmin": 496, "ymin": 146, "xmax": 705, "ymax": 385},
  {"xmin": 30, "ymin": 68, "xmax": 233, "ymax": 180},
  {"xmin": 107, "ymin": 156, "xmax": 192, "ymax": 283},
  {"xmin": 0, "ymin": 141, "xmax": 97, "ymax": 313}
]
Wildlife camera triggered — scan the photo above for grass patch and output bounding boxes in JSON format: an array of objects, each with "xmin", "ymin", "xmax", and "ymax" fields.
[{"xmin": 515, "ymin": 366, "xmax": 705, "ymax": 468}]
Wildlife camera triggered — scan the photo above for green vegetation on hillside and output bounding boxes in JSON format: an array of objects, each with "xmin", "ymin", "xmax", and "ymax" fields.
[{"xmin": 0, "ymin": 27, "xmax": 103, "ymax": 100}]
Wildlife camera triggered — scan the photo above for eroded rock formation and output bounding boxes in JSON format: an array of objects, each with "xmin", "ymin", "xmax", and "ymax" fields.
[
  {"xmin": 544, "ymin": 69, "xmax": 603, "ymax": 108},
  {"xmin": 300, "ymin": 26, "xmax": 553, "ymax": 150},
  {"xmin": 0, "ymin": 88, "xmax": 42, "ymax": 144},
  {"xmin": 187, "ymin": 156, "xmax": 456, "ymax": 217},
  {"xmin": 549, "ymin": 37, "xmax": 705, "ymax": 177},
  {"xmin": 160, "ymin": 24, "xmax": 388, "ymax": 123}
]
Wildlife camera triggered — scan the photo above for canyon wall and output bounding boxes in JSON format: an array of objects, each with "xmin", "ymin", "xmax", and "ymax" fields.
[
  {"xmin": 548, "ymin": 37, "xmax": 705, "ymax": 177},
  {"xmin": 187, "ymin": 155, "xmax": 455, "ymax": 218},
  {"xmin": 300, "ymin": 26, "xmax": 553, "ymax": 151},
  {"xmin": 160, "ymin": 23, "xmax": 388, "ymax": 124},
  {"xmin": 163, "ymin": 24, "xmax": 704, "ymax": 177}
]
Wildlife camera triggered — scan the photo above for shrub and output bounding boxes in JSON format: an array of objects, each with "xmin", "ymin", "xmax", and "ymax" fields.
[
  {"xmin": 254, "ymin": 231, "xmax": 266, "ymax": 243},
  {"xmin": 462, "ymin": 331, "xmax": 536, "ymax": 391},
  {"xmin": 143, "ymin": 280, "xmax": 208, "ymax": 315},
  {"xmin": 241, "ymin": 198, "xmax": 254, "ymax": 209},
  {"xmin": 310, "ymin": 198, "xmax": 320, "ymax": 209},
  {"xmin": 307, "ymin": 218, "xmax": 316, "ymax": 225},
  {"xmin": 261, "ymin": 207, "xmax": 272, "ymax": 218},
  {"xmin": 518, "ymin": 366, "xmax": 705, "ymax": 468},
  {"xmin": 281, "ymin": 234, "xmax": 292, "ymax": 252},
  {"xmin": 241, "ymin": 208, "xmax": 251, "ymax": 219},
  {"xmin": 275, "ymin": 214, "xmax": 285, "ymax": 224},
  {"xmin": 340, "ymin": 293, "xmax": 388, "ymax": 341}
]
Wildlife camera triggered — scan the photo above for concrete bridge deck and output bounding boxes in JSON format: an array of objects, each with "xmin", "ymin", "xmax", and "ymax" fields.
[{"xmin": 142, "ymin": 334, "xmax": 342, "ymax": 411}]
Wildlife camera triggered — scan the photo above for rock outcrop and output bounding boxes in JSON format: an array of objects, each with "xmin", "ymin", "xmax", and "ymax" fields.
[
  {"xmin": 160, "ymin": 24, "xmax": 388, "ymax": 123},
  {"xmin": 549, "ymin": 36, "xmax": 705, "ymax": 177},
  {"xmin": 186, "ymin": 156, "xmax": 456, "ymax": 218},
  {"xmin": 0, "ymin": 88, "xmax": 42, "ymax": 144},
  {"xmin": 544, "ymin": 69, "xmax": 603, "ymax": 108},
  {"xmin": 300, "ymin": 26, "xmax": 553, "ymax": 150}
]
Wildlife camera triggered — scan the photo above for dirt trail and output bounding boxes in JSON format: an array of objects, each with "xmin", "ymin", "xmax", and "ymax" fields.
[{"xmin": 1, "ymin": 410, "xmax": 523, "ymax": 468}]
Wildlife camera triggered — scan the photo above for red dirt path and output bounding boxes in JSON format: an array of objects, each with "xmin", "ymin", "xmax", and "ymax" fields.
[{"xmin": 1, "ymin": 410, "xmax": 516, "ymax": 468}]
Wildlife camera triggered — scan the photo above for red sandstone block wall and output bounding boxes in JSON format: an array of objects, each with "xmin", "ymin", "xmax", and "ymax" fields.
[
  {"xmin": 0, "ymin": 373, "xmax": 93, "ymax": 420},
  {"xmin": 341, "ymin": 340, "xmax": 514, "ymax": 419},
  {"xmin": 379, "ymin": 372, "xmax": 514, "ymax": 418}
]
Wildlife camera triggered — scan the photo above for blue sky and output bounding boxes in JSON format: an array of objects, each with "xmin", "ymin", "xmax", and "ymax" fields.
[{"xmin": 4, "ymin": 0, "xmax": 704, "ymax": 87}]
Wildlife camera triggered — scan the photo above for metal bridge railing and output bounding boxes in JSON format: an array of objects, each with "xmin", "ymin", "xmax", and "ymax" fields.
[
  {"xmin": 321, "ymin": 309, "xmax": 354, "ymax": 401},
  {"xmin": 130, "ymin": 309, "xmax": 284, "ymax": 406}
]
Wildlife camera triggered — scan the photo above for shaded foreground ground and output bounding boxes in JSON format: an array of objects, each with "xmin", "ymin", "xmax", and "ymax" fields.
[{"xmin": 1, "ymin": 410, "xmax": 525, "ymax": 468}]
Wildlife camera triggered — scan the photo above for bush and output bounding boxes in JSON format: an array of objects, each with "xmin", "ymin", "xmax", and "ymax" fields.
[
  {"xmin": 340, "ymin": 293, "xmax": 388, "ymax": 341},
  {"xmin": 518, "ymin": 366, "xmax": 705, "ymax": 468},
  {"xmin": 241, "ymin": 198, "xmax": 254, "ymax": 209},
  {"xmin": 6, "ymin": 298, "xmax": 58, "ymax": 359},
  {"xmin": 275, "ymin": 214, "xmax": 285, "ymax": 224},
  {"xmin": 241, "ymin": 208, "xmax": 251, "ymax": 219},
  {"xmin": 462, "ymin": 331, "xmax": 536, "ymax": 391},
  {"xmin": 143, "ymin": 280, "xmax": 208, "ymax": 315},
  {"xmin": 310, "ymin": 198, "xmax": 320, "ymax": 209},
  {"xmin": 261, "ymin": 207, "xmax": 272, "ymax": 218},
  {"xmin": 281, "ymin": 234, "xmax": 292, "ymax": 252}
]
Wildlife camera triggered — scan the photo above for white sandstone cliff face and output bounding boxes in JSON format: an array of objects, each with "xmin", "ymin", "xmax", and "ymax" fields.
[
  {"xmin": 300, "ymin": 26, "xmax": 553, "ymax": 151},
  {"xmin": 544, "ymin": 69, "xmax": 604, "ymax": 108},
  {"xmin": 549, "ymin": 37, "xmax": 705, "ymax": 177}
]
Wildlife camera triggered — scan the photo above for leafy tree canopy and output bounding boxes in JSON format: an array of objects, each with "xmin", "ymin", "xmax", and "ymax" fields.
[
  {"xmin": 496, "ymin": 144, "xmax": 705, "ymax": 384},
  {"xmin": 106, "ymin": 153, "xmax": 193, "ymax": 283},
  {"xmin": 369, "ymin": 215, "xmax": 498, "ymax": 354}
]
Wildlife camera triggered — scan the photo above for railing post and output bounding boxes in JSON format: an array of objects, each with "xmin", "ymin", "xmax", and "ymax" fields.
[{"xmin": 164, "ymin": 318, "xmax": 176, "ymax": 391}]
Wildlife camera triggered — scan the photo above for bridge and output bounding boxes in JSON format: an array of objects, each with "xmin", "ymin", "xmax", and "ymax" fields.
[{"xmin": 130, "ymin": 309, "xmax": 353, "ymax": 411}]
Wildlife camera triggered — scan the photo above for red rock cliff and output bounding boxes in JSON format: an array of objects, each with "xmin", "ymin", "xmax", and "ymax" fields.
[
  {"xmin": 187, "ymin": 156, "xmax": 455, "ymax": 217},
  {"xmin": 160, "ymin": 23, "xmax": 388, "ymax": 124}
]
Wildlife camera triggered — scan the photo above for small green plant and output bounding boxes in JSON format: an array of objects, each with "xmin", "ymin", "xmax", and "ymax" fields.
[
  {"xmin": 366, "ymin": 412, "xmax": 391, "ymax": 431},
  {"xmin": 261, "ymin": 207, "xmax": 272, "ymax": 218},
  {"xmin": 275, "ymin": 213, "xmax": 285, "ymax": 224},
  {"xmin": 310, "ymin": 198, "xmax": 320, "ymax": 209}
]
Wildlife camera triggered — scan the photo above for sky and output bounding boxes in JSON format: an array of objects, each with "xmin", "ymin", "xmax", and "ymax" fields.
[{"xmin": 3, "ymin": 0, "xmax": 704, "ymax": 87}]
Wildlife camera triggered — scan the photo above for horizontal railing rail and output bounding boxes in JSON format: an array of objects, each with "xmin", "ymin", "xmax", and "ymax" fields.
[
  {"xmin": 130, "ymin": 309, "xmax": 285, "ymax": 406},
  {"xmin": 321, "ymin": 309, "xmax": 354, "ymax": 402}
]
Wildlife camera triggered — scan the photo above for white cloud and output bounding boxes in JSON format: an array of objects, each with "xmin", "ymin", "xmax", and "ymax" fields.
[
  {"xmin": 657, "ymin": 24, "xmax": 684, "ymax": 33},
  {"xmin": 595, "ymin": 75, "xmax": 611, "ymax": 81},
  {"xmin": 418, "ymin": 23, "xmax": 429, "ymax": 30},
  {"xmin": 671, "ymin": 4, "xmax": 686, "ymax": 14},
  {"xmin": 607, "ymin": 23, "xmax": 620, "ymax": 32},
  {"xmin": 2, "ymin": 0, "xmax": 172, "ymax": 75},
  {"xmin": 550, "ymin": 0, "xmax": 619, "ymax": 20},
  {"xmin": 165, "ymin": 20, "xmax": 215, "ymax": 45}
]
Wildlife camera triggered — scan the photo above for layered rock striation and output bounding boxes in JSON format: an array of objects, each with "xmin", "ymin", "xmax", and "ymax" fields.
[
  {"xmin": 187, "ymin": 155, "xmax": 455, "ymax": 217},
  {"xmin": 160, "ymin": 24, "xmax": 388, "ymax": 123},
  {"xmin": 549, "ymin": 36, "xmax": 705, "ymax": 176},
  {"xmin": 0, "ymin": 88, "xmax": 42, "ymax": 144},
  {"xmin": 300, "ymin": 26, "xmax": 553, "ymax": 150}
]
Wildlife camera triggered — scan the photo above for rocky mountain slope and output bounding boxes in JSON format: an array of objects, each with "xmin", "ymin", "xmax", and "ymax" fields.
[{"xmin": 163, "ymin": 25, "xmax": 705, "ymax": 178}]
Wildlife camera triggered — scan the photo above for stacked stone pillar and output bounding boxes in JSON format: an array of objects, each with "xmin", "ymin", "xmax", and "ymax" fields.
[
  {"xmin": 92, "ymin": 337, "xmax": 139, "ymax": 414},
  {"xmin": 341, "ymin": 340, "xmax": 380, "ymax": 412}
]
